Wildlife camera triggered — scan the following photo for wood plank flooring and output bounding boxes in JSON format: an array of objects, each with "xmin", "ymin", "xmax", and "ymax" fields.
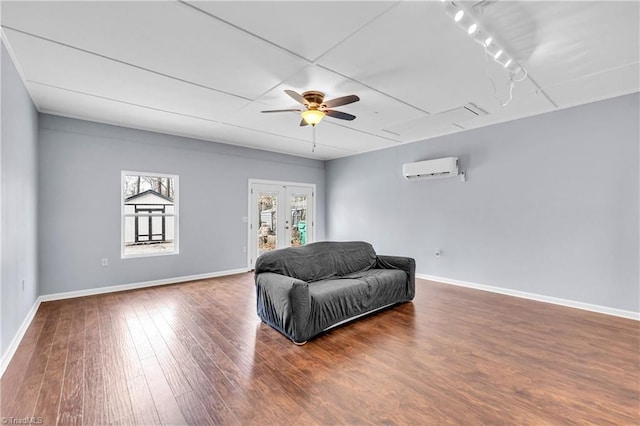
[{"xmin": 1, "ymin": 273, "xmax": 638, "ymax": 425}]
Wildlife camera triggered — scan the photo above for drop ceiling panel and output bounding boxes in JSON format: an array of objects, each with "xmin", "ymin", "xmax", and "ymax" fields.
[
  {"xmin": 313, "ymin": 122, "xmax": 397, "ymax": 152},
  {"xmin": 31, "ymin": 81, "xmax": 349, "ymax": 160},
  {"xmin": 462, "ymin": 89, "xmax": 557, "ymax": 133},
  {"xmin": 383, "ymin": 117, "xmax": 460, "ymax": 143},
  {"xmin": 459, "ymin": 74, "xmax": 555, "ymax": 130},
  {"xmin": 1, "ymin": 1, "xmax": 308, "ymax": 99},
  {"xmin": 29, "ymin": 82, "xmax": 224, "ymax": 142},
  {"xmin": 384, "ymin": 75, "xmax": 555, "ymax": 142},
  {"xmin": 317, "ymin": 1, "xmax": 500, "ymax": 113},
  {"xmin": 516, "ymin": 2, "xmax": 639, "ymax": 89},
  {"xmin": 186, "ymin": 1, "xmax": 395, "ymax": 61},
  {"xmin": 543, "ymin": 63, "xmax": 640, "ymax": 108},
  {"xmin": 208, "ymin": 122, "xmax": 354, "ymax": 160},
  {"xmin": 4, "ymin": 29, "xmax": 250, "ymax": 119}
]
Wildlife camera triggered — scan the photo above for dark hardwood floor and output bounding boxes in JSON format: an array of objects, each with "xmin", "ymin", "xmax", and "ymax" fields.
[{"xmin": 1, "ymin": 273, "xmax": 638, "ymax": 425}]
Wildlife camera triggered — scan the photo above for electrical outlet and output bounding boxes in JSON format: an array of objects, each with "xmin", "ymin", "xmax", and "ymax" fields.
[{"xmin": 101, "ymin": 258, "xmax": 109, "ymax": 267}]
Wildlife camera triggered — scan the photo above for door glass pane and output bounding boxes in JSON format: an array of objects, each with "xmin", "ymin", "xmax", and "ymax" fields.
[
  {"xmin": 258, "ymin": 193, "xmax": 277, "ymax": 256},
  {"xmin": 290, "ymin": 195, "xmax": 307, "ymax": 247}
]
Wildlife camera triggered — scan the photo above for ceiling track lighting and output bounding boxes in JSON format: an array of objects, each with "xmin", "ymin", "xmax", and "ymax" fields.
[
  {"xmin": 440, "ymin": 1, "xmax": 527, "ymax": 78},
  {"xmin": 467, "ymin": 23, "xmax": 477, "ymax": 35},
  {"xmin": 440, "ymin": 1, "xmax": 528, "ymax": 107}
]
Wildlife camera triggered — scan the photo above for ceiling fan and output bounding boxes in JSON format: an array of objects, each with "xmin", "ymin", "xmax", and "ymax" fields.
[{"xmin": 261, "ymin": 90, "xmax": 360, "ymax": 126}]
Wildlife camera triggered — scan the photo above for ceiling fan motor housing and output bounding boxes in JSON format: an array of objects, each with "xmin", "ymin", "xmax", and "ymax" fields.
[{"xmin": 302, "ymin": 91, "xmax": 325, "ymax": 107}]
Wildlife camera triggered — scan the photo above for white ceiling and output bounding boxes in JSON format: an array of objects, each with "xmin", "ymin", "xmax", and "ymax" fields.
[{"xmin": 2, "ymin": 1, "xmax": 638, "ymax": 160}]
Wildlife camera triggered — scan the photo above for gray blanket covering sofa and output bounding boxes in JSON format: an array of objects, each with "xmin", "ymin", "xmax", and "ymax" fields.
[{"xmin": 254, "ymin": 241, "xmax": 415, "ymax": 344}]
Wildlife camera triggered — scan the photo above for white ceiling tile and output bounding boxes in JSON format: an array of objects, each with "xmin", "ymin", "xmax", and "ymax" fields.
[
  {"xmin": 208, "ymin": 122, "xmax": 355, "ymax": 160},
  {"xmin": 4, "ymin": 28, "xmax": 250, "ymax": 118},
  {"xmin": 385, "ymin": 77, "xmax": 556, "ymax": 143},
  {"xmin": 543, "ymin": 63, "xmax": 640, "ymax": 109},
  {"xmin": 1, "ymin": 1, "xmax": 309, "ymax": 99},
  {"xmin": 317, "ymin": 1, "xmax": 504, "ymax": 113},
  {"xmin": 314, "ymin": 122, "xmax": 397, "ymax": 152},
  {"xmin": 513, "ymin": 1, "xmax": 640, "ymax": 90},
  {"xmin": 185, "ymin": 1, "xmax": 396, "ymax": 61},
  {"xmin": 30, "ymin": 81, "xmax": 348, "ymax": 160},
  {"xmin": 462, "ymin": 89, "xmax": 556, "ymax": 133},
  {"xmin": 29, "ymin": 82, "xmax": 224, "ymax": 141}
]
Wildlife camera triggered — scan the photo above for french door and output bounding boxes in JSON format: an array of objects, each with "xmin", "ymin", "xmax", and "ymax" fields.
[{"xmin": 248, "ymin": 180, "xmax": 315, "ymax": 268}]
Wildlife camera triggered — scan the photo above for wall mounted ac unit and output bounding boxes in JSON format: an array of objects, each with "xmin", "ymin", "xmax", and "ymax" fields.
[{"xmin": 402, "ymin": 157, "xmax": 460, "ymax": 180}]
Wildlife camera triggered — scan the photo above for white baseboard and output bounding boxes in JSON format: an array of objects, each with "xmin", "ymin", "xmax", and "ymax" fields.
[
  {"xmin": 0, "ymin": 298, "xmax": 42, "ymax": 378},
  {"xmin": 1, "ymin": 267, "xmax": 248, "ymax": 378},
  {"xmin": 416, "ymin": 273, "xmax": 640, "ymax": 321}
]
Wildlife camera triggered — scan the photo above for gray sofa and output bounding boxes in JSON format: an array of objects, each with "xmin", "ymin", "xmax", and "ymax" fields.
[{"xmin": 254, "ymin": 241, "xmax": 415, "ymax": 344}]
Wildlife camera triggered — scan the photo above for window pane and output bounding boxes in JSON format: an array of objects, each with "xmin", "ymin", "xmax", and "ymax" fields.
[
  {"xmin": 123, "ymin": 215, "xmax": 175, "ymax": 256},
  {"xmin": 123, "ymin": 174, "xmax": 175, "ymax": 201},
  {"xmin": 122, "ymin": 172, "xmax": 177, "ymax": 257}
]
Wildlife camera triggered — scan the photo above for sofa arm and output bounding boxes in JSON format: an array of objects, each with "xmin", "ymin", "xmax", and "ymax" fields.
[
  {"xmin": 255, "ymin": 272, "xmax": 310, "ymax": 343},
  {"xmin": 375, "ymin": 255, "xmax": 416, "ymax": 300}
]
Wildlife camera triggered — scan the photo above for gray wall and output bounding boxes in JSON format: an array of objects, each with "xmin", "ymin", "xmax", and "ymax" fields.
[
  {"xmin": 326, "ymin": 93, "xmax": 639, "ymax": 313},
  {"xmin": 38, "ymin": 114, "xmax": 325, "ymax": 295},
  {"xmin": 1, "ymin": 42, "xmax": 39, "ymax": 354}
]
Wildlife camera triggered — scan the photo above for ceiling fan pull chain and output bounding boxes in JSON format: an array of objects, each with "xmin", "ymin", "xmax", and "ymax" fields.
[{"xmin": 312, "ymin": 126, "xmax": 317, "ymax": 153}]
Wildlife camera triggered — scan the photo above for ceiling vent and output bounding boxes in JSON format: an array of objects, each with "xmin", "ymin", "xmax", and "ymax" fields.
[{"xmin": 434, "ymin": 102, "xmax": 488, "ymax": 126}]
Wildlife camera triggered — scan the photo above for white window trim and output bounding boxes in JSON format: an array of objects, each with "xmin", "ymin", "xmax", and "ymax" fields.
[{"xmin": 121, "ymin": 170, "xmax": 179, "ymax": 259}]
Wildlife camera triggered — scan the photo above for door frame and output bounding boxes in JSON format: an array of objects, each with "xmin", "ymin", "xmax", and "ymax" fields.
[{"xmin": 247, "ymin": 179, "xmax": 316, "ymax": 269}]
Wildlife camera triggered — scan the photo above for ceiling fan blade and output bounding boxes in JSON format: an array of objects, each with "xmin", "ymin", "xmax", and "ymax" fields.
[
  {"xmin": 285, "ymin": 90, "xmax": 308, "ymax": 105},
  {"xmin": 299, "ymin": 118, "xmax": 309, "ymax": 127},
  {"xmin": 322, "ymin": 94, "xmax": 360, "ymax": 108},
  {"xmin": 261, "ymin": 109, "xmax": 302, "ymax": 113},
  {"xmin": 325, "ymin": 110, "xmax": 356, "ymax": 121}
]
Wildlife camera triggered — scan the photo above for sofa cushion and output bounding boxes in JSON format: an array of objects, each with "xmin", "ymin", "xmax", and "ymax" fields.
[
  {"xmin": 307, "ymin": 269, "xmax": 407, "ymax": 330},
  {"xmin": 255, "ymin": 241, "xmax": 377, "ymax": 282}
]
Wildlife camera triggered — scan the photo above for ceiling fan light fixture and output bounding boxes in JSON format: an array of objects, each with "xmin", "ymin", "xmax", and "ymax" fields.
[
  {"xmin": 301, "ymin": 109, "xmax": 325, "ymax": 126},
  {"xmin": 467, "ymin": 23, "xmax": 477, "ymax": 35}
]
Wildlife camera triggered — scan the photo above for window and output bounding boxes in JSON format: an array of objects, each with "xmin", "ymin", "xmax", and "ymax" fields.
[{"xmin": 122, "ymin": 171, "xmax": 178, "ymax": 258}]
